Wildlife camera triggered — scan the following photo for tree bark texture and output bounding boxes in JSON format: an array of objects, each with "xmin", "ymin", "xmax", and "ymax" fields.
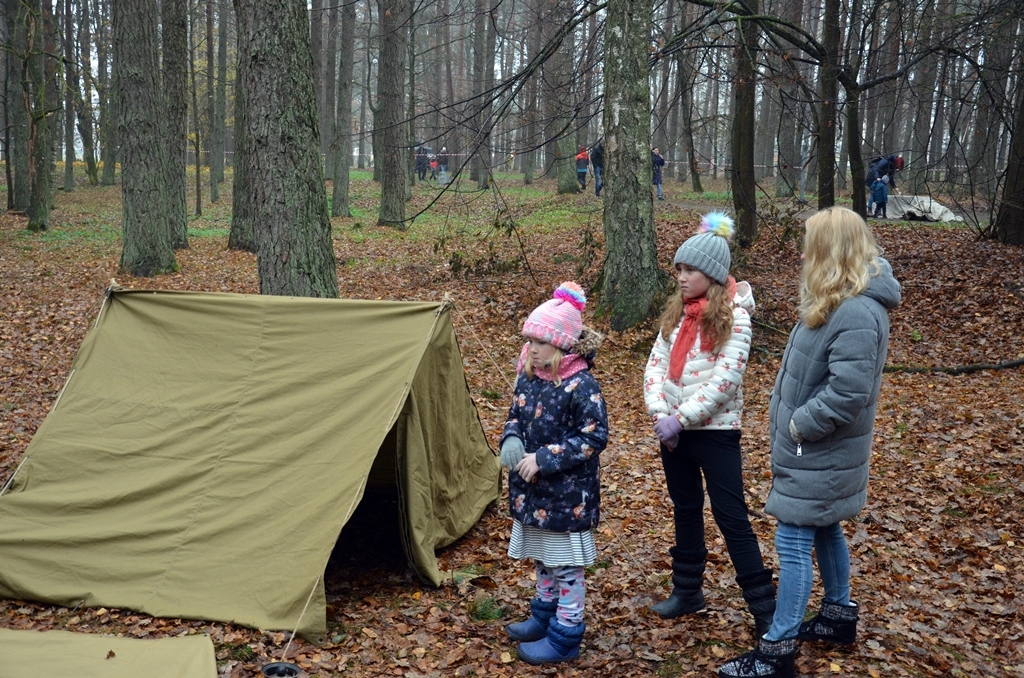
[
  {"xmin": 228, "ymin": 33, "xmax": 255, "ymax": 252},
  {"xmin": 212, "ymin": 0, "xmax": 227, "ymax": 185},
  {"xmin": 63, "ymin": 0, "xmax": 75, "ymax": 192},
  {"xmin": 994, "ymin": 76, "xmax": 1024, "ymax": 246},
  {"xmin": 6, "ymin": 0, "xmax": 31, "ymax": 210},
  {"xmin": 163, "ymin": 0, "xmax": 188, "ymax": 247},
  {"xmin": 375, "ymin": 0, "xmax": 408, "ymax": 227},
  {"xmin": 27, "ymin": 0, "xmax": 53, "ymax": 232},
  {"xmin": 600, "ymin": 0, "xmax": 661, "ymax": 331},
  {"xmin": 235, "ymin": 0, "xmax": 337, "ymax": 297},
  {"xmin": 816, "ymin": 0, "xmax": 839, "ymax": 209},
  {"xmin": 731, "ymin": 12, "xmax": 757, "ymax": 247},
  {"xmin": 75, "ymin": 0, "xmax": 99, "ymax": 184},
  {"xmin": 98, "ymin": 0, "xmax": 118, "ymax": 186},
  {"xmin": 330, "ymin": 0, "xmax": 355, "ymax": 217},
  {"xmin": 114, "ymin": 0, "xmax": 176, "ymax": 275}
]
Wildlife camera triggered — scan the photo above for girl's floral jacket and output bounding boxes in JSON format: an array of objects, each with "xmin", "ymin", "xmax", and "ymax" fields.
[
  {"xmin": 643, "ymin": 281, "xmax": 755, "ymax": 430},
  {"xmin": 501, "ymin": 328, "xmax": 608, "ymax": 533}
]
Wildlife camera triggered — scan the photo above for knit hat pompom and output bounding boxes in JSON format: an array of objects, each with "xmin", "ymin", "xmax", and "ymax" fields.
[
  {"xmin": 673, "ymin": 212, "xmax": 734, "ymax": 284},
  {"xmin": 700, "ymin": 211, "xmax": 735, "ymax": 240},
  {"xmin": 522, "ymin": 282, "xmax": 586, "ymax": 350}
]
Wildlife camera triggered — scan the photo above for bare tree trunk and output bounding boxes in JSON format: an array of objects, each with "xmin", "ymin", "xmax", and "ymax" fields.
[
  {"xmin": 76, "ymin": 0, "xmax": 99, "ymax": 184},
  {"xmin": 6, "ymin": 0, "xmax": 31, "ymax": 210},
  {"xmin": 163, "ymin": 0, "xmax": 188, "ymax": 246},
  {"xmin": 27, "ymin": 0, "xmax": 53, "ymax": 232},
  {"xmin": 323, "ymin": 0, "xmax": 338, "ymax": 180},
  {"xmin": 115, "ymin": 0, "xmax": 176, "ymax": 274},
  {"xmin": 189, "ymin": 0, "xmax": 202, "ymax": 216},
  {"xmin": 310, "ymin": 0, "xmax": 324, "ymax": 158},
  {"xmin": 816, "ymin": 0, "xmax": 838, "ymax": 208},
  {"xmin": 994, "ymin": 69, "xmax": 1024, "ymax": 245},
  {"xmin": 376, "ymin": 0, "xmax": 407, "ymax": 226},
  {"xmin": 330, "ymin": 0, "xmax": 355, "ymax": 217},
  {"xmin": 228, "ymin": 31, "xmax": 255, "ymax": 252},
  {"xmin": 205, "ymin": 0, "xmax": 218, "ymax": 202},
  {"xmin": 63, "ymin": 0, "xmax": 75, "ymax": 192},
  {"xmin": 732, "ymin": 10, "xmax": 758, "ymax": 246},
  {"xmin": 235, "ymin": 0, "xmax": 337, "ymax": 297},
  {"xmin": 98, "ymin": 0, "xmax": 118, "ymax": 186},
  {"xmin": 212, "ymin": 0, "xmax": 227, "ymax": 185},
  {"xmin": 600, "ymin": 0, "xmax": 661, "ymax": 330}
]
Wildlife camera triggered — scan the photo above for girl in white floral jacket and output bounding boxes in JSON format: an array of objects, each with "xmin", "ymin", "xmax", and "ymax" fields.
[{"xmin": 644, "ymin": 213, "xmax": 776, "ymax": 639}]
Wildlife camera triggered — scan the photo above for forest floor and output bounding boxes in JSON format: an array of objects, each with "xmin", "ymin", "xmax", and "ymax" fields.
[{"xmin": 1, "ymin": 173, "xmax": 1022, "ymax": 677}]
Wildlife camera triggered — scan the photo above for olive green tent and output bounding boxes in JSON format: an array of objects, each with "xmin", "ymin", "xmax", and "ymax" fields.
[
  {"xmin": 0, "ymin": 288, "xmax": 499, "ymax": 640},
  {"xmin": 0, "ymin": 628, "xmax": 217, "ymax": 678}
]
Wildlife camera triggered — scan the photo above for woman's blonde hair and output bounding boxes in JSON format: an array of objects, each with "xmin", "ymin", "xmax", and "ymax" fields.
[
  {"xmin": 799, "ymin": 207, "xmax": 881, "ymax": 328},
  {"xmin": 524, "ymin": 346, "xmax": 565, "ymax": 386},
  {"xmin": 658, "ymin": 277, "xmax": 734, "ymax": 353}
]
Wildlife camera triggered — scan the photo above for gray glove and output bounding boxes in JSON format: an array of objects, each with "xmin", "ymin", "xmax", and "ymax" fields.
[
  {"xmin": 789, "ymin": 419, "xmax": 804, "ymax": 443},
  {"xmin": 500, "ymin": 437, "xmax": 526, "ymax": 469}
]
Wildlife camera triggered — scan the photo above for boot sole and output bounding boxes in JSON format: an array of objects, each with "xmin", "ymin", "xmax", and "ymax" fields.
[{"xmin": 516, "ymin": 646, "xmax": 579, "ymax": 665}]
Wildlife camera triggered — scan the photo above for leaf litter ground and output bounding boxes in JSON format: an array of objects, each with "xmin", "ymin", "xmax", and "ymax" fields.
[{"xmin": 1, "ymin": 177, "xmax": 1022, "ymax": 677}]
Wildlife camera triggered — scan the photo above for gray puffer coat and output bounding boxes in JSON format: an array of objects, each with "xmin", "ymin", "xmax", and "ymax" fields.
[{"xmin": 765, "ymin": 258, "xmax": 901, "ymax": 526}]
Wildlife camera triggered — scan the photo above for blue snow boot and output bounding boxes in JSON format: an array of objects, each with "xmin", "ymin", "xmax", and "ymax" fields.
[
  {"xmin": 517, "ymin": 619, "xmax": 586, "ymax": 665},
  {"xmin": 505, "ymin": 598, "xmax": 557, "ymax": 642}
]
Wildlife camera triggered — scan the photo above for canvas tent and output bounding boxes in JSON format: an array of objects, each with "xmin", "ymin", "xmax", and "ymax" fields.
[
  {"xmin": 0, "ymin": 628, "xmax": 217, "ymax": 678},
  {"xmin": 0, "ymin": 288, "xmax": 499, "ymax": 640}
]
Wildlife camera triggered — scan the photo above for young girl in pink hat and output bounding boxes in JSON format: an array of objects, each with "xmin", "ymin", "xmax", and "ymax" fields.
[{"xmin": 499, "ymin": 282, "xmax": 608, "ymax": 665}]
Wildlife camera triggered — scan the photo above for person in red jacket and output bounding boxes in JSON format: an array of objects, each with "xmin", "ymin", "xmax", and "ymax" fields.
[{"xmin": 575, "ymin": 146, "xmax": 589, "ymax": 191}]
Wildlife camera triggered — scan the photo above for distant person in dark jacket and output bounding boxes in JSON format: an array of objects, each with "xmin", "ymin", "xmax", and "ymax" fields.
[
  {"xmin": 865, "ymin": 155, "xmax": 903, "ymax": 192},
  {"xmin": 415, "ymin": 146, "xmax": 428, "ymax": 181},
  {"xmin": 652, "ymin": 147, "xmax": 666, "ymax": 200},
  {"xmin": 718, "ymin": 207, "xmax": 901, "ymax": 678},
  {"xmin": 591, "ymin": 142, "xmax": 604, "ymax": 197}
]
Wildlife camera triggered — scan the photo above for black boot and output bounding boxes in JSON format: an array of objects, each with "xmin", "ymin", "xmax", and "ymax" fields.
[
  {"xmin": 737, "ymin": 569, "xmax": 777, "ymax": 638},
  {"xmin": 798, "ymin": 600, "xmax": 859, "ymax": 645},
  {"xmin": 650, "ymin": 548, "xmax": 706, "ymax": 619},
  {"xmin": 718, "ymin": 637, "xmax": 797, "ymax": 678}
]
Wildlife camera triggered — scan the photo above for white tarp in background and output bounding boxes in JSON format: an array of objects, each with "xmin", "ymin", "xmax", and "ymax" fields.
[{"xmin": 885, "ymin": 195, "xmax": 963, "ymax": 222}]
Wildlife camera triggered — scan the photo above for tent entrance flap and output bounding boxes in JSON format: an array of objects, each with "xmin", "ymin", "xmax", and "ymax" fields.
[{"xmin": 0, "ymin": 288, "xmax": 500, "ymax": 640}]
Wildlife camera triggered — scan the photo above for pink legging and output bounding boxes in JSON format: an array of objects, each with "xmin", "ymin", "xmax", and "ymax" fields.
[{"xmin": 535, "ymin": 562, "xmax": 586, "ymax": 626}]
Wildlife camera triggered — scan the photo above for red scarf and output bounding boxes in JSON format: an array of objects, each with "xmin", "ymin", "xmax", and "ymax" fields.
[{"xmin": 667, "ymin": 276, "xmax": 736, "ymax": 383}]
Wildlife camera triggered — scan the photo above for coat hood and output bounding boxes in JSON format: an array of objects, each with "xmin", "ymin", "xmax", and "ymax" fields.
[
  {"xmin": 734, "ymin": 280, "xmax": 755, "ymax": 315},
  {"xmin": 865, "ymin": 258, "xmax": 901, "ymax": 311}
]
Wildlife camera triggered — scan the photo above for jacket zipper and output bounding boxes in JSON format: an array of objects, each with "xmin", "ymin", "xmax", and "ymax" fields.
[{"xmin": 796, "ymin": 443, "xmax": 803, "ymax": 457}]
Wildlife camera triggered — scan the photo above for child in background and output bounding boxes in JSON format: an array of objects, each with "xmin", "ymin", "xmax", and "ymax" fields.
[
  {"xmin": 500, "ymin": 282, "xmax": 608, "ymax": 665},
  {"xmin": 644, "ymin": 213, "xmax": 776, "ymax": 638},
  {"xmin": 871, "ymin": 175, "xmax": 889, "ymax": 219},
  {"xmin": 718, "ymin": 207, "xmax": 900, "ymax": 678}
]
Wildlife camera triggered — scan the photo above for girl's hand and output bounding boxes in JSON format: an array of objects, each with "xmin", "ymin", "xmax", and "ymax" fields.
[
  {"xmin": 516, "ymin": 453, "xmax": 540, "ymax": 482},
  {"xmin": 654, "ymin": 416, "xmax": 683, "ymax": 442}
]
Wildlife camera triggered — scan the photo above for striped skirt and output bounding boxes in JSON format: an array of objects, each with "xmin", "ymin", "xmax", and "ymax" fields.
[{"xmin": 508, "ymin": 519, "xmax": 597, "ymax": 567}]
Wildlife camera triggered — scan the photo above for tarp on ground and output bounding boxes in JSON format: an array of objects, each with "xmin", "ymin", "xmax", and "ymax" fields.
[
  {"xmin": 0, "ymin": 627, "xmax": 217, "ymax": 678},
  {"xmin": 886, "ymin": 195, "xmax": 963, "ymax": 222},
  {"xmin": 0, "ymin": 288, "xmax": 499, "ymax": 640}
]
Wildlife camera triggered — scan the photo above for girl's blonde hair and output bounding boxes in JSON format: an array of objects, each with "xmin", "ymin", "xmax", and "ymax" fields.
[
  {"xmin": 658, "ymin": 276, "xmax": 734, "ymax": 353},
  {"xmin": 524, "ymin": 346, "xmax": 565, "ymax": 386},
  {"xmin": 799, "ymin": 207, "xmax": 881, "ymax": 328}
]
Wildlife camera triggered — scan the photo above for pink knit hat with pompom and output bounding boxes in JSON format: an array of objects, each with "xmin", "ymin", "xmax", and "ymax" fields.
[{"xmin": 522, "ymin": 282, "xmax": 587, "ymax": 350}]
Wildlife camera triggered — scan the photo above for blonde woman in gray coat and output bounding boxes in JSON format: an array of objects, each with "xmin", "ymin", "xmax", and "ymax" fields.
[{"xmin": 719, "ymin": 207, "xmax": 901, "ymax": 678}]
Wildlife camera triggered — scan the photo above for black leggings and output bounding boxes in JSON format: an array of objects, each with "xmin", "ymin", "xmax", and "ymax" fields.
[{"xmin": 660, "ymin": 429, "xmax": 766, "ymax": 576}]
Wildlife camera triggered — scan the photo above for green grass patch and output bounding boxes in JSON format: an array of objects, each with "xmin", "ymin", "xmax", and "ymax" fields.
[{"xmin": 466, "ymin": 595, "xmax": 504, "ymax": 622}]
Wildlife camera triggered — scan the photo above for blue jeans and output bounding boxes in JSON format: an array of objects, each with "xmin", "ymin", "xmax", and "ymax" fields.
[
  {"xmin": 765, "ymin": 521, "xmax": 851, "ymax": 641},
  {"xmin": 654, "ymin": 181, "xmax": 663, "ymax": 199},
  {"xmin": 594, "ymin": 166, "xmax": 603, "ymax": 195}
]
